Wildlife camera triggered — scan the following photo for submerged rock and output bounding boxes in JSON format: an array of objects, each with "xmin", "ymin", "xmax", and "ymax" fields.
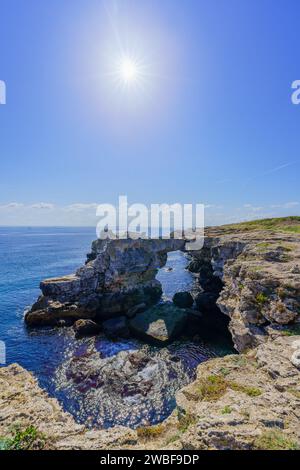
[
  {"xmin": 126, "ymin": 303, "xmax": 147, "ymax": 318},
  {"xmin": 102, "ymin": 316, "xmax": 130, "ymax": 339},
  {"xmin": 172, "ymin": 291, "xmax": 194, "ymax": 308},
  {"xmin": 129, "ymin": 302, "xmax": 188, "ymax": 344},
  {"xmin": 73, "ymin": 319, "xmax": 101, "ymax": 338}
]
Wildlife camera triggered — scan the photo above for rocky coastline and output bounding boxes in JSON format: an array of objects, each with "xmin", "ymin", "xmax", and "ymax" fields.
[
  {"xmin": 1, "ymin": 217, "xmax": 300, "ymax": 450},
  {"xmin": 24, "ymin": 220, "xmax": 300, "ymax": 353}
]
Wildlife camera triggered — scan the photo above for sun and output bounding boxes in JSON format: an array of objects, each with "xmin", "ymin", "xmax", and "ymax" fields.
[
  {"xmin": 120, "ymin": 58, "xmax": 139, "ymax": 84},
  {"xmin": 107, "ymin": 52, "xmax": 150, "ymax": 94}
]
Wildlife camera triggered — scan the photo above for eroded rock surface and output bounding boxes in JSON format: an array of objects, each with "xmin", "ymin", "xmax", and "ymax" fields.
[
  {"xmin": 1, "ymin": 336, "xmax": 299, "ymax": 450},
  {"xmin": 25, "ymin": 238, "xmax": 185, "ymax": 326},
  {"xmin": 0, "ymin": 364, "xmax": 137, "ymax": 450},
  {"xmin": 188, "ymin": 228, "xmax": 300, "ymax": 351},
  {"xmin": 128, "ymin": 335, "xmax": 300, "ymax": 450}
]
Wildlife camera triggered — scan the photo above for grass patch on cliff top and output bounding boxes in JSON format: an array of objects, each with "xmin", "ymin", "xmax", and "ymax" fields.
[
  {"xmin": 136, "ymin": 423, "xmax": 165, "ymax": 440},
  {"xmin": 196, "ymin": 375, "xmax": 262, "ymax": 401},
  {"xmin": 177, "ymin": 413, "xmax": 197, "ymax": 433},
  {"xmin": 0, "ymin": 425, "xmax": 45, "ymax": 450},
  {"xmin": 256, "ymin": 292, "xmax": 268, "ymax": 305},
  {"xmin": 220, "ymin": 216, "xmax": 300, "ymax": 234},
  {"xmin": 253, "ymin": 430, "xmax": 299, "ymax": 450}
]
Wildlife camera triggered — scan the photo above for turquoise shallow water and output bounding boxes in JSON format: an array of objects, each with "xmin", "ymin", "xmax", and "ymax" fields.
[{"xmin": 0, "ymin": 227, "xmax": 234, "ymax": 428}]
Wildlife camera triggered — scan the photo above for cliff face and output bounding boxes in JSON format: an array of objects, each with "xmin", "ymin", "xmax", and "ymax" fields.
[
  {"xmin": 189, "ymin": 228, "xmax": 300, "ymax": 351},
  {"xmin": 25, "ymin": 238, "xmax": 185, "ymax": 326}
]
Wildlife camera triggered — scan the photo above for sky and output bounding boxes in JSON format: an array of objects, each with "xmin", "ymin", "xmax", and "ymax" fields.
[{"xmin": 0, "ymin": 0, "xmax": 299, "ymax": 227}]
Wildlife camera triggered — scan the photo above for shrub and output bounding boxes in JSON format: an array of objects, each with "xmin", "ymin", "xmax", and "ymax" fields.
[
  {"xmin": 177, "ymin": 413, "xmax": 196, "ymax": 433},
  {"xmin": 256, "ymin": 293, "xmax": 268, "ymax": 305},
  {"xmin": 137, "ymin": 424, "xmax": 164, "ymax": 439},
  {"xmin": 197, "ymin": 375, "xmax": 228, "ymax": 401},
  {"xmin": 0, "ymin": 425, "xmax": 45, "ymax": 450},
  {"xmin": 229, "ymin": 382, "xmax": 262, "ymax": 397},
  {"xmin": 221, "ymin": 405, "xmax": 232, "ymax": 414}
]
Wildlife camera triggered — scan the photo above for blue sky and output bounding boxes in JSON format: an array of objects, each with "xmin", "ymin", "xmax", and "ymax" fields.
[{"xmin": 0, "ymin": 0, "xmax": 299, "ymax": 226}]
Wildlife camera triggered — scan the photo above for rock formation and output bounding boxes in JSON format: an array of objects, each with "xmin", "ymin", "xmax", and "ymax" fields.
[
  {"xmin": 128, "ymin": 302, "xmax": 188, "ymax": 344},
  {"xmin": 25, "ymin": 222, "xmax": 300, "ymax": 353},
  {"xmin": 25, "ymin": 238, "xmax": 185, "ymax": 326},
  {"xmin": 188, "ymin": 227, "xmax": 300, "ymax": 351}
]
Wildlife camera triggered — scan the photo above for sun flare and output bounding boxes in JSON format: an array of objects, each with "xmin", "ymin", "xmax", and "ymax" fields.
[{"xmin": 120, "ymin": 58, "xmax": 139, "ymax": 84}]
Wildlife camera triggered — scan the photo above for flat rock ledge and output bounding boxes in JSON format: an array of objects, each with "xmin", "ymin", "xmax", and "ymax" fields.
[{"xmin": 1, "ymin": 335, "xmax": 299, "ymax": 450}]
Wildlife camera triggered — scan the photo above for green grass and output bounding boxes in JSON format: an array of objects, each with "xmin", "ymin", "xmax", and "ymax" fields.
[
  {"xmin": 256, "ymin": 293, "xmax": 268, "ymax": 305},
  {"xmin": 196, "ymin": 374, "xmax": 262, "ymax": 401},
  {"xmin": 219, "ymin": 367, "xmax": 230, "ymax": 376},
  {"xmin": 137, "ymin": 424, "xmax": 165, "ymax": 440},
  {"xmin": 197, "ymin": 375, "xmax": 228, "ymax": 401},
  {"xmin": 220, "ymin": 216, "xmax": 300, "ymax": 234},
  {"xmin": 177, "ymin": 413, "xmax": 197, "ymax": 433},
  {"xmin": 165, "ymin": 433, "xmax": 181, "ymax": 445},
  {"xmin": 221, "ymin": 405, "xmax": 232, "ymax": 414},
  {"xmin": 253, "ymin": 430, "xmax": 299, "ymax": 450},
  {"xmin": 0, "ymin": 426, "xmax": 45, "ymax": 451},
  {"xmin": 229, "ymin": 382, "xmax": 262, "ymax": 397}
]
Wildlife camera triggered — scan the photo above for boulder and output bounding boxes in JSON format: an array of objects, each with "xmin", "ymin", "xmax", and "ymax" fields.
[
  {"xmin": 73, "ymin": 319, "xmax": 101, "ymax": 338},
  {"xmin": 125, "ymin": 303, "xmax": 147, "ymax": 318},
  {"xmin": 172, "ymin": 291, "xmax": 194, "ymax": 308},
  {"xmin": 195, "ymin": 292, "xmax": 219, "ymax": 314},
  {"xmin": 102, "ymin": 316, "xmax": 130, "ymax": 339},
  {"xmin": 129, "ymin": 302, "xmax": 188, "ymax": 344}
]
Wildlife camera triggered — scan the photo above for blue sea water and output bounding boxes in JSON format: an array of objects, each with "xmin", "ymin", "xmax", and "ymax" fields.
[{"xmin": 0, "ymin": 227, "xmax": 233, "ymax": 428}]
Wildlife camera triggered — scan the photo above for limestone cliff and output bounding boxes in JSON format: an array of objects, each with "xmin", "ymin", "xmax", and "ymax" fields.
[
  {"xmin": 25, "ymin": 238, "xmax": 184, "ymax": 326},
  {"xmin": 188, "ymin": 222, "xmax": 300, "ymax": 351}
]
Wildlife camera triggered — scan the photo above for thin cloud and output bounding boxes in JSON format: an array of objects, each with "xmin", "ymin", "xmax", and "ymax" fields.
[
  {"xmin": 243, "ymin": 204, "xmax": 264, "ymax": 212},
  {"xmin": 30, "ymin": 203, "xmax": 55, "ymax": 210},
  {"xmin": 0, "ymin": 202, "xmax": 24, "ymax": 210},
  {"xmin": 64, "ymin": 203, "xmax": 99, "ymax": 212},
  {"xmin": 271, "ymin": 201, "xmax": 299, "ymax": 209}
]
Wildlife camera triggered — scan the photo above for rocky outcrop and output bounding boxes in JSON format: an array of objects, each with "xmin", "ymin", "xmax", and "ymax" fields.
[
  {"xmin": 188, "ymin": 229, "xmax": 300, "ymax": 352},
  {"xmin": 25, "ymin": 226, "xmax": 300, "ymax": 352},
  {"xmin": 0, "ymin": 364, "xmax": 137, "ymax": 450},
  {"xmin": 1, "ymin": 335, "xmax": 299, "ymax": 450},
  {"xmin": 73, "ymin": 319, "xmax": 101, "ymax": 338},
  {"xmin": 172, "ymin": 291, "xmax": 194, "ymax": 308},
  {"xmin": 25, "ymin": 238, "xmax": 185, "ymax": 327},
  {"xmin": 129, "ymin": 335, "xmax": 300, "ymax": 450},
  {"xmin": 128, "ymin": 303, "xmax": 188, "ymax": 344}
]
